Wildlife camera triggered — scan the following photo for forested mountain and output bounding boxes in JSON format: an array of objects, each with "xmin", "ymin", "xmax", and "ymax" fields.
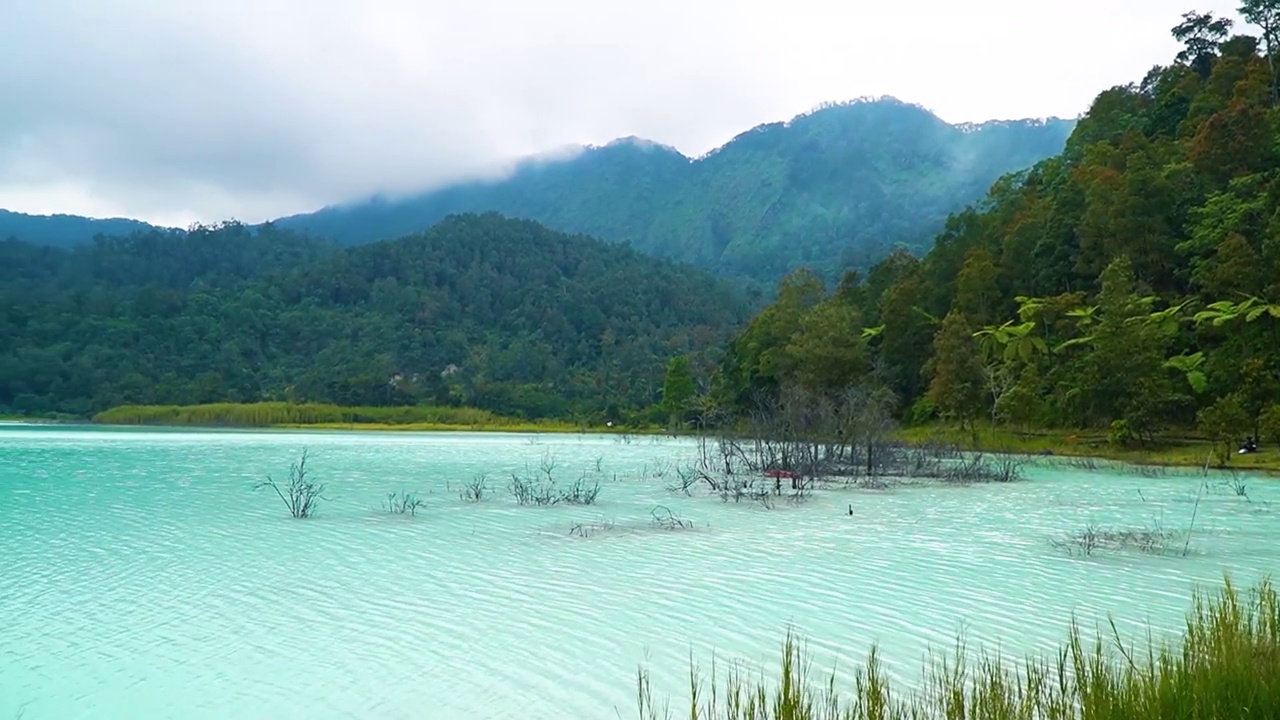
[
  {"xmin": 0, "ymin": 209, "xmax": 163, "ymax": 248},
  {"xmin": 0, "ymin": 213, "xmax": 748, "ymax": 419},
  {"xmin": 276, "ymin": 100, "xmax": 1074, "ymax": 281},
  {"xmin": 713, "ymin": 9, "xmax": 1280, "ymax": 451}
]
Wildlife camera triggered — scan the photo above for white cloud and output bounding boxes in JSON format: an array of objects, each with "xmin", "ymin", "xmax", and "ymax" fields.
[{"xmin": 0, "ymin": 0, "xmax": 1249, "ymax": 225}]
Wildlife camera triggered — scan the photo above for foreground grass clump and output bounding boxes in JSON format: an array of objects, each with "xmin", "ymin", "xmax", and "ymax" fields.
[{"xmin": 637, "ymin": 577, "xmax": 1279, "ymax": 719}]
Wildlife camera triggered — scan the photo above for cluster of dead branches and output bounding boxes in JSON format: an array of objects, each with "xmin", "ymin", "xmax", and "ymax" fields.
[
  {"xmin": 678, "ymin": 384, "xmax": 1025, "ymax": 502},
  {"xmin": 457, "ymin": 473, "xmax": 489, "ymax": 502},
  {"xmin": 1050, "ymin": 522, "xmax": 1187, "ymax": 557}
]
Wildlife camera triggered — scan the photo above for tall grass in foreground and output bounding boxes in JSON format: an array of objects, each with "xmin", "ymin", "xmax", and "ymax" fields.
[{"xmin": 636, "ymin": 577, "xmax": 1278, "ymax": 719}]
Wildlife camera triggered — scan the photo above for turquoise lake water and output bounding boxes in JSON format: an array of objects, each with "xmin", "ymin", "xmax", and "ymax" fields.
[{"xmin": 1, "ymin": 425, "xmax": 1276, "ymax": 719}]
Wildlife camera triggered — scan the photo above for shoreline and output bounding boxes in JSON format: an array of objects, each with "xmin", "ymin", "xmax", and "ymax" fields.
[
  {"xmin": 10, "ymin": 418, "xmax": 667, "ymax": 436},
  {"xmin": 893, "ymin": 424, "xmax": 1280, "ymax": 475},
  {"xmin": 9, "ymin": 406, "xmax": 1278, "ymax": 474},
  {"xmin": 268, "ymin": 421, "xmax": 668, "ymax": 434}
]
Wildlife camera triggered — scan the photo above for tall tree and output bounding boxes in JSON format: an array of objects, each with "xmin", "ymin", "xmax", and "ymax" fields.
[
  {"xmin": 1240, "ymin": 0, "xmax": 1280, "ymax": 103},
  {"xmin": 1172, "ymin": 10, "xmax": 1234, "ymax": 77},
  {"xmin": 783, "ymin": 299, "xmax": 869, "ymax": 394},
  {"xmin": 661, "ymin": 355, "xmax": 697, "ymax": 427},
  {"xmin": 953, "ymin": 246, "xmax": 1001, "ymax": 323},
  {"xmin": 925, "ymin": 310, "xmax": 985, "ymax": 434}
]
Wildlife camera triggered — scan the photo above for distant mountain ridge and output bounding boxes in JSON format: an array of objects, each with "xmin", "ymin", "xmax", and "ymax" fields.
[
  {"xmin": 0, "ymin": 209, "xmax": 165, "ymax": 249},
  {"xmin": 276, "ymin": 97, "xmax": 1075, "ymax": 280},
  {"xmin": 0, "ymin": 97, "xmax": 1076, "ymax": 280}
]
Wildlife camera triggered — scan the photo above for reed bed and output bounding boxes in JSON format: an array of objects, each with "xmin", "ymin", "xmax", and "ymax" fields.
[
  {"xmin": 93, "ymin": 402, "xmax": 507, "ymax": 428},
  {"xmin": 637, "ymin": 576, "xmax": 1278, "ymax": 719}
]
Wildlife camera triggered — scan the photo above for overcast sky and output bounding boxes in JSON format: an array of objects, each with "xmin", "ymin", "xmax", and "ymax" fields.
[{"xmin": 0, "ymin": 0, "xmax": 1247, "ymax": 226}]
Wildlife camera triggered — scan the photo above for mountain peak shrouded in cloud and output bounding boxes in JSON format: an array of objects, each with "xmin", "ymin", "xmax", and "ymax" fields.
[
  {"xmin": 271, "ymin": 100, "xmax": 1076, "ymax": 281},
  {"xmin": 0, "ymin": 0, "xmax": 1242, "ymax": 226},
  {"xmin": 599, "ymin": 136, "xmax": 684, "ymax": 154}
]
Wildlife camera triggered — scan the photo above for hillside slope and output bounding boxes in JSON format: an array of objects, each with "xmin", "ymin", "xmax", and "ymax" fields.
[
  {"xmin": 276, "ymin": 99, "xmax": 1075, "ymax": 280},
  {"xmin": 0, "ymin": 213, "xmax": 748, "ymax": 419}
]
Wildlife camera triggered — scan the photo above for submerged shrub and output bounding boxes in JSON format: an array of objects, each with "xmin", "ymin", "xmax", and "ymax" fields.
[
  {"xmin": 508, "ymin": 473, "xmax": 602, "ymax": 506},
  {"xmin": 256, "ymin": 449, "xmax": 327, "ymax": 519},
  {"xmin": 383, "ymin": 490, "xmax": 424, "ymax": 516},
  {"xmin": 508, "ymin": 454, "xmax": 602, "ymax": 506},
  {"xmin": 459, "ymin": 473, "xmax": 489, "ymax": 503},
  {"xmin": 560, "ymin": 475, "xmax": 602, "ymax": 505},
  {"xmin": 509, "ymin": 473, "xmax": 560, "ymax": 506},
  {"xmin": 937, "ymin": 452, "xmax": 1024, "ymax": 484}
]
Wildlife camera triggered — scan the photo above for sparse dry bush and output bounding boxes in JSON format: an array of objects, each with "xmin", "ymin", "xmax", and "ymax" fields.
[{"xmin": 256, "ymin": 449, "xmax": 327, "ymax": 518}]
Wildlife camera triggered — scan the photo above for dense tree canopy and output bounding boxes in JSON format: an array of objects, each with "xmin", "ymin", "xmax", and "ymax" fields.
[
  {"xmin": 0, "ymin": 213, "xmax": 748, "ymax": 420},
  {"xmin": 713, "ymin": 6, "xmax": 1280, "ymax": 448}
]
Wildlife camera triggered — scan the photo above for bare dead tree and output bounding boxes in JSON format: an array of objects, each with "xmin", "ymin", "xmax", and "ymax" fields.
[
  {"xmin": 644, "ymin": 458, "xmax": 672, "ymax": 481},
  {"xmin": 706, "ymin": 381, "xmax": 900, "ymax": 488},
  {"xmin": 538, "ymin": 450, "xmax": 558, "ymax": 481}
]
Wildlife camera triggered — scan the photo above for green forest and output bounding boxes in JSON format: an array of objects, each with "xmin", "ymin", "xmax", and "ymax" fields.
[
  {"xmin": 275, "ymin": 101, "xmax": 1073, "ymax": 281},
  {"xmin": 0, "ymin": 213, "xmax": 747, "ymax": 422},
  {"xmin": 708, "ymin": 7, "xmax": 1280, "ymax": 460}
]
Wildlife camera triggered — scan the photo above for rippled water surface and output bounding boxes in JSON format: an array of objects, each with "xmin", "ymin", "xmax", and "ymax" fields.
[{"xmin": 2, "ymin": 426, "xmax": 1277, "ymax": 719}]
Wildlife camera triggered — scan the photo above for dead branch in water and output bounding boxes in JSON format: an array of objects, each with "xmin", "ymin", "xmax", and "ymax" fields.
[
  {"xmin": 650, "ymin": 505, "xmax": 693, "ymax": 530},
  {"xmin": 383, "ymin": 490, "xmax": 424, "ymax": 516}
]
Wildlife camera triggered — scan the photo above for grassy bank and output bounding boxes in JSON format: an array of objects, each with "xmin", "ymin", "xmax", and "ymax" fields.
[
  {"xmin": 638, "ymin": 576, "xmax": 1278, "ymax": 719},
  {"xmin": 92, "ymin": 402, "xmax": 661, "ymax": 434},
  {"xmin": 893, "ymin": 424, "xmax": 1280, "ymax": 474}
]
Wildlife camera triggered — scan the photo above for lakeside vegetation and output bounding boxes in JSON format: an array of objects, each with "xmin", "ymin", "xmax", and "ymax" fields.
[
  {"xmin": 92, "ymin": 402, "xmax": 661, "ymax": 433},
  {"xmin": 894, "ymin": 423, "xmax": 1280, "ymax": 474},
  {"xmin": 637, "ymin": 576, "xmax": 1279, "ymax": 719}
]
